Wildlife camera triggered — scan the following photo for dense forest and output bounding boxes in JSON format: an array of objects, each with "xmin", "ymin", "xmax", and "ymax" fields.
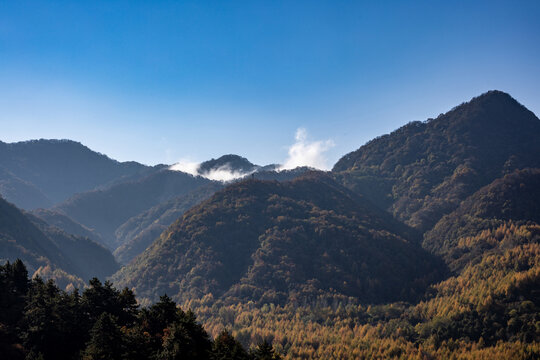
[
  {"xmin": 0, "ymin": 260, "xmax": 282, "ymax": 360},
  {"xmin": 112, "ymin": 173, "xmax": 444, "ymax": 306}
]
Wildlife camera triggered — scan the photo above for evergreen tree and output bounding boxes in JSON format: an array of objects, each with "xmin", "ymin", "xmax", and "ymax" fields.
[
  {"xmin": 250, "ymin": 340, "xmax": 281, "ymax": 360},
  {"xmin": 212, "ymin": 329, "xmax": 251, "ymax": 360},
  {"xmin": 158, "ymin": 310, "xmax": 212, "ymax": 360},
  {"xmin": 82, "ymin": 313, "xmax": 125, "ymax": 360}
]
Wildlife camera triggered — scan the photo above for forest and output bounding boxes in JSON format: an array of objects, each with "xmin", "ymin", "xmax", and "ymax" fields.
[{"xmin": 0, "ymin": 259, "xmax": 282, "ymax": 360}]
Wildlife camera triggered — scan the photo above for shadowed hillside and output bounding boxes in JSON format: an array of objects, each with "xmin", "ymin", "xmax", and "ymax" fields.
[
  {"xmin": 333, "ymin": 91, "xmax": 540, "ymax": 231},
  {"xmin": 112, "ymin": 173, "xmax": 444, "ymax": 305},
  {"xmin": 0, "ymin": 139, "xmax": 159, "ymax": 209}
]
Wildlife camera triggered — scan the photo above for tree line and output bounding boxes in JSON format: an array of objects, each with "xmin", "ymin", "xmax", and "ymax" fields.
[{"xmin": 0, "ymin": 259, "xmax": 281, "ymax": 360}]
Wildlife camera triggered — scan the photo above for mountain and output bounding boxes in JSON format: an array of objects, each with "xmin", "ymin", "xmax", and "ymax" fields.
[
  {"xmin": 113, "ymin": 167, "xmax": 311, "ymax": 264},
  {"xmin": 424, "ymin": 168, "xmax": 540, "ymax": 271},
  {"xmin": 55, "ymin": 170, "xmax": 212, "ymax": 249},
  {"xmin": 31, "ymin": 208, "xmax": 104, "ymax": 246},
  {"xmin": 333, "ymin": 91, "xmax": 540, "ymax": 232},
  {"xmin": 112, "ymin": 173, "xmax": 444, "ymax": 305},
  {"xmin": 0, "ymin": 196, "xmax": 118, "ymax": 287},
  {"xmin": 113, "ymin": 182, "xmax": 224, "ymax": 264},
  {"xmin": 0, "ymin": 167, "xmax": 52, "ymax": 209},
  {"xmin": 0, "ymin": 139, "xmax": 158, "ymax": 209},
  {"xmin": 199, "ymin": 154, "xmax": 259, "ymax": 175}
]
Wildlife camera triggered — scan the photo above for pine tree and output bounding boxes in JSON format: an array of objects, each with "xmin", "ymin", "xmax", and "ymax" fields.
[
  {"xmin": 212, "ymin": 329, "xmax": 251, "ymax": 360},
  {"xmin": 82, "ymin": 313, "xmax": 125, "ymax": 360},
  {"xmin": 251, "ymin": 340, "xmax": 282, "ymax": 360}
]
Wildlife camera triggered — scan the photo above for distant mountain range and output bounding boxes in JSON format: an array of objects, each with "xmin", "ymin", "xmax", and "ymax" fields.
[{"xmin": 1, "ymin": 90, "xmax": 539, "ymax": 357}]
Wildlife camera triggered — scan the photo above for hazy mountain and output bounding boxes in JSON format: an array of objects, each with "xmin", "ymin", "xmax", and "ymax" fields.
[
  {"xmin": 333, "ymin": 91, "xmax": 540, "ymax": 232},
  {"xmin": 0, "ymin": 196, "xmax": 118, "ymax": 287},
  {"xmin": 0, "ymin": 167, "xmax": 52, "ymax": 209},
  {"xmin": 0, "ymin": 139, "xmax": 158, "ymax": 209},
  {"xmin": 424, "ymin": 168, "xmax": 540, "ymax": 271},
  {"xmin": 113, "ymin": 182, "xmax": 224, "ymax": 264},
  {"xmin": 55, "ymin": 170, "xmax": 212, "ymax": 249},
  {"xmin": 112, "ymin": 172, "xmax": 444, "ymax": 305},
  {"xmin": 31, "ymin": 208, "xmax": 104, "ymax": 246}
]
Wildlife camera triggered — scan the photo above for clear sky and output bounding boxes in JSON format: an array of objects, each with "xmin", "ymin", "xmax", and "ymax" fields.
[{"xmin": 1, "ymin": 1, "xmax": 539, "ymax": 168}]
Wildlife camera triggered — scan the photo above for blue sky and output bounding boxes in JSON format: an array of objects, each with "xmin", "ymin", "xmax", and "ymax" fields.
[{"xmin": 1, "ymin": 1, "xmax": 539, "ymax": 168}]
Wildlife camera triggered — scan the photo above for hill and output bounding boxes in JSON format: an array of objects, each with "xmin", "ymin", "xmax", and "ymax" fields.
[
  {"xmin": 112, "ymin": 173, "xmax": 444, "ymax": 305},
  {"xmin": 424, "ymin": 168, "xmax": 540, "ymax": 271},
  {"xmin": 113, "ymin": 168, "xmax": 310, "ymax": 264},
  {"xmin": 113, "ymin": 182, "xmax": 224, "ymax": 264},
  {"xmin": 199, "ymin": 154, "xmax": 258, "ymax": 175},
  {"xmin": 0, "ymin": 196, "xmax": 118, "ymax": 287},
  {"xmin": 0, "ymin": 139, "xmax": 157, "ymax": 209},
  {"xmin": 55, "ymin": 170, "xmax": 212, "ymax": 249},
  {"xmin": 333, "ymin": 91, "xmax": 540, "ymax": 231},
  {"xmin": 31, "ymin": 208, "xmax": 104, "ymax": 245}
]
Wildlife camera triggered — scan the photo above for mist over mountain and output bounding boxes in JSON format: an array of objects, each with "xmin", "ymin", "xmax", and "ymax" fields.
[{"xmin": 333, "ymin": 91, "xmax": 540, "ymax": 232}]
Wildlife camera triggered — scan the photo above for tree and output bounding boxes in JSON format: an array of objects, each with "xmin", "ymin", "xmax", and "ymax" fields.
[
  {"xmin": 250, "ymin": 340, "xmax": 282, "ymax": 360},
  {"xmin": 212, "ymin": 329, "xmax": 251, "ymax": 360},
  {"xmin": 82, "ymin": 313, "xmax": 125, "ymax": 360},
  {"xmin": 158, "ymin": 310, "xmax": 212, "ymax": 360}
]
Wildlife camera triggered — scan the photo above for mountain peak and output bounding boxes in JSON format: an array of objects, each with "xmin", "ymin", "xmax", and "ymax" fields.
[{"xmin": 199, "ymin": 154, "xmax": 258, "ymax": 174}]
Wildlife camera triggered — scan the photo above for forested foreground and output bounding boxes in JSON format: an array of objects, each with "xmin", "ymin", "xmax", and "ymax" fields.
[
  {"xmin": 0, "ymin": 260, "xmax": 281, "ymax": 360},
  {"xmin": 185, "ymin": 229, "xmax": 540, "ymax": 359}
]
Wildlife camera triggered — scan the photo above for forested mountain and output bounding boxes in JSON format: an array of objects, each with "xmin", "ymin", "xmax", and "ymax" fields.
[
  {"xmin": 31, "ymin": 208, "xmax": 104, "ymax": 246},
  {"xmin": 114, "ymin": 182, "xmax": 224, "ymax": 264},
  {"xmin": 333, "ymin": 91, "xmax": 540, "ymax": 231},
  {"xmin": 1, "ymin": 90, "xmax": 540, "ymax": 359},
  {"xmin": 0, "ymin": 167, "xmax": 52, "ymax": 209},
  {"xmin": 112, "ymin": 172, "xmax": 444, "ymax": 305},
  {"xmin": 0, "ymin": 139, "xmax": 158, "ymax": 209},
  {"xmin": 424, "ymin": 168, "xmax": 540, "ymax": 271},
  {"xmin": 55, "ymin": 170, "xmax": 212, "ymax": 249},
  {"xmin": 0, "ymin": 197, "xmax": 118, "ymax": 288},
  {"xmin": 199, "ymin": 154, "xmax": 260, "ymax": 174}
]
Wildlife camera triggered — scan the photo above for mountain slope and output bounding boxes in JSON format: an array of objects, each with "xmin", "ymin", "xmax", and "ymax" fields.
[
  {"xmin": 333, "ymin": 91, "xmax": 540, "ymax": 231},
  {"xmin": 424, "ymin": 168, "xmax": 540, "ymax": 271},
  {"xmin": 113, "ymin": 182, "xmax": 224, "ymax": 264},
  {"xmin": 0, "ymin": 196, "xmax": 118, "ymax": 286},
  {"xmin": 112, "ymin": 173, "xmax": 444, "ymax": 305},
  {"xmin": 0, "ymin": 139, "xmax": 157, "ymax": 209},
  {"xmin": 113, "ymin": 168, "xmax": 311, "ymax": 264},
  {"xmin": 31, "ymin": 208, "xmax": 104, "ymax": 245},
  {"xmin": 55, "ymin": 170, "xmax": 212, "ymax": 249},
  {"xmin": 0, "ymin": 167, "xmax": 52, "ymax": 209}
]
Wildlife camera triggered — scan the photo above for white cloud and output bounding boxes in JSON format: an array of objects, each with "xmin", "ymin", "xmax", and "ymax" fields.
[
  {"xmin": 169, "ymin": 160, "xmax": 254, "ymax": 182},
  {"xmin": 200, "ymin": 165, "xmax": 255, "ymax": 182},
  {"xmin": 169, "ymin": 159, "xmax": 200, "ymax": 176},
  {"xmin": 280, "ymin": 128, "xmax": 334, "ymax": 170}
]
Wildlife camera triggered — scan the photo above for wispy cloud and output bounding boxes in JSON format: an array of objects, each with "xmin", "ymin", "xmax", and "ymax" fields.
[
  {"xmin": 280, "ymin": 128, "xmax": 334, "ymax": 170},
  {"xmin": 170, "ymin": 128, "xmax": 334, "ymax": 178},
  {"xmin": 169, "ymin": 159, "xmax": 200, "ymax": 176},
  {"xmin": 200, "ymin": 165, "xmax": 255, "ymax": 182},
  {"xmin": 169, "ymin": 160, "xmax": 254, "ymax": 182}
]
